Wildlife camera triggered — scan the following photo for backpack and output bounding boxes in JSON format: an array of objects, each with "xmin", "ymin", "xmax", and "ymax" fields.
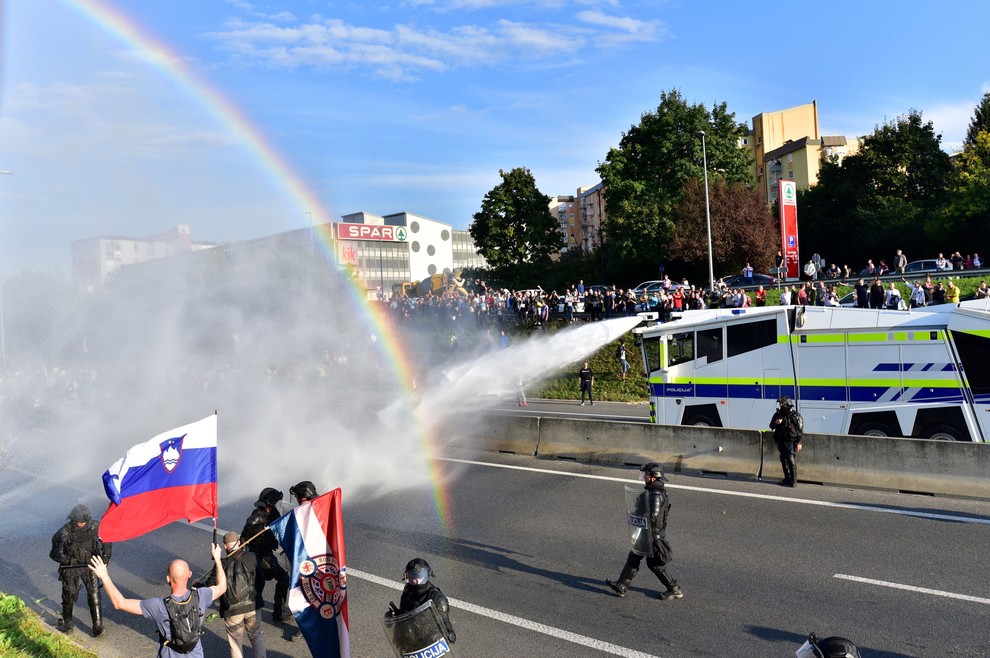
[
  {"xmin": 223, "ymin": 555, "xmax": 255, "ymax": 608},
  {"xmin": 161, "ymin": 590, "xmax": 203, "ymax": 654},
  {"xmin": 789, "ymin": 411, "xmax": 804, "ymax": 440},
  {"xmin": 615, "ymin": 345, "xmax": 623, "ymax": 359}
]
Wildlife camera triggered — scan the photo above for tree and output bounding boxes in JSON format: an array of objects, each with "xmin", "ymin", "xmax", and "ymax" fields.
[
  {"xmin": 965, "ymin": 91, "xmax": 990, "ymax": 148},
  {"xmin": 469, "ymin": 168, "xmax": 560, "ymax": 284},
  {"xmin": 798, "ymin": 110, "xmax": 954, "ymax": 268},
  {"xmin": 596, "ymin": 90, "xmax": 752, "ymax": 269},
  {"xmin": 668, "ymin": 178, "xmax": 778, "ymax": 278},
  {"xmin": 940, "ymin": 130, "xmax": 990, "ymax": 248}
]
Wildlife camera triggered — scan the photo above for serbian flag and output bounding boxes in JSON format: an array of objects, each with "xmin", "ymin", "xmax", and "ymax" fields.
[
  {"xmin": 270, "ymin": 488, "xmax": 350, "ymax": 658},
  {"xmin": 99, "ymin": 415, "xmax": 217, "ymax": 542}
]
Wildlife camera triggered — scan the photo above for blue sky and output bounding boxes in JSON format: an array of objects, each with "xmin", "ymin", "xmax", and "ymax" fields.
[{"xmin": 1, "ymin": 0, "xmax": 988, "ymax": 273}]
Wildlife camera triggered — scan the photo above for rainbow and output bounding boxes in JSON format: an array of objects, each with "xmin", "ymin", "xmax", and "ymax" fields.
[{"xmin": 57, "ymin": 0, "xmax": 452, "ymax": 529}]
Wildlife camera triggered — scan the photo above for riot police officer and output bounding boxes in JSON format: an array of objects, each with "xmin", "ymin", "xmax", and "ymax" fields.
[
  {"xmin": 770, "ymin": 395, "xmax": 804, "ymax": 487},
  {"xmin": 289, "ymin": 480, "xmax": 318, "ymax": 505},
  {"xmin": 387, "ymin": 558, "xmax": 456, "ymax": 643},
  {"xmin": 605, "ymin": 462, "xmax": 683, "ymax": 601},
  {"xmin": 50, "ymin": 504, "xmax": 112, "ymax": 636},
  {"xmin": 241, "ymin": 487, "xmax": 291, "ymax": 622}
]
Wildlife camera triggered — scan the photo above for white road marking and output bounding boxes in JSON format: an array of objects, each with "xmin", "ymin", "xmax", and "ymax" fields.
[
  {"xmin": 186, "ymin": 523, "xmax": 662, "ymax": 657},
  {"xmin": 353, "ymin": 568, "xmax": 661, "ymax": 658},
  {"xmin": 439, "ymin": 457, "xmax": 990, "ymax": 526},
  {"xmin": 834, "ymin": 574, "xmax": 990, "ymax": 605}
]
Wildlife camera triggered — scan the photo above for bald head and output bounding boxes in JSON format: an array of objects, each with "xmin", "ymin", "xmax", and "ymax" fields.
[{"xmin": 166, "ymin": 559, "xmax": 192, "ymax": 594}]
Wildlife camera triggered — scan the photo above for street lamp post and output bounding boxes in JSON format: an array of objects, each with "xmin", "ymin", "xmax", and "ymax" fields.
[{"xmin": 698, "ymin": 131, "xmax": 715, "ymax": 292}]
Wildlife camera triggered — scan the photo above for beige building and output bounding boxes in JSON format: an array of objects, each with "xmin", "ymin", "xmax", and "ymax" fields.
[
  {"xmin": 549, "ymin": 195, "xmax": 578, "ymax": 252},
  {"xmin": 743, "ymin": 101, "xmax": 860, "ymax": 205},
  {"xmin": 577, "ymin": 182, "xmax": 606, "ymax": 253},
  {"xmin": 71, "ymin": 225, "xmax": 214, "ymax": 288}
]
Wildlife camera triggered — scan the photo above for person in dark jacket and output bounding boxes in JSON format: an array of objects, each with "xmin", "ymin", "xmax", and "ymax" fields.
[
  {"xmin": 605, "ymin": 462, "xmax": 683, "ymax": 601},
  {"xmin": 387, "ymin": 558, "xmax": 456, "ymax": 644},
  {"xmin": 770, "ymin": 395, "xmax": 804, "ymax": 487},
  {"xmin": 50, "ymin": 504, "xmax": 112, "ymax": 636},
  {"xmin": 241, "ymin": 487, "xmax": 290, "ymax": 622},
  {"xmin": 197, "ymin": 531, "xmax": 266, "ymax": 658}
]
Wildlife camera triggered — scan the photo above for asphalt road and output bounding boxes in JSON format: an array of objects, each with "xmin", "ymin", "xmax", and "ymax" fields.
[{"xmin": 3, "ymin": 448, "xmax": 989, "ymax": 658}]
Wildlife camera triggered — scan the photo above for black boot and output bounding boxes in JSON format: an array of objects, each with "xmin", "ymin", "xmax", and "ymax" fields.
[
  {"xmin": 58, "ymin": 605, "xmax": 74, "ymax": 634},
  {"xmin": 605, "ymin": 558, "xmax": 638, "ymax": 598},
  {"xmin": 654, "ymin": 568, "xmax": 684, "ymax": 601},
  {"xmin": 90, "ymin": 597, "xmax": 104, "ymax": 637}
]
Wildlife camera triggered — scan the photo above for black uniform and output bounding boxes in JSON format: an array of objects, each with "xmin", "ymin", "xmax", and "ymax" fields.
[
  {"xmin": 606, "ymin": 475, "xmax": 683, "ymax": 601},
  {"xmin": 49, "ymin": 505, "xmax": 112, "ymax": 635},
  {"xmin": 770, "ymin": 398, "xmax": 804, "ymax": 487},
  {"xmin": 241, "ymin": 501, "xmax": 290, "ymax": 620},
  {"xmin": 387, "ymin": 559, "xmax": 455, "ymax": 644}
]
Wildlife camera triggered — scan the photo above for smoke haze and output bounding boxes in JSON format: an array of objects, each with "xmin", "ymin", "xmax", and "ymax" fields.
[{"xmin": 0, "ymin": 250, "xmax": 639, "ymax": 537}]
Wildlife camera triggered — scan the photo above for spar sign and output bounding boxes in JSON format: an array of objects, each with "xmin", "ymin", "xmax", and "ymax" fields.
[
  {"xmin": 778, "ymin": 180, "xmax": 800, "ymax": 280},
  {"xmin": 337, "ymin": 223, "xmax": 408, "ymax": 242}
]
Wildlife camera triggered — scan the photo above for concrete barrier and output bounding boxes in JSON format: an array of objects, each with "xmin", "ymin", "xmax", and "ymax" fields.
[
  {"xmin": 534, "ymin": 417, "xmax": 763, "ymax": 477},
  {"xmin": 446, "ymin": 414, "xmax": 540, "ymax": 455},
  {"xmin": 763, "ymin": 431, "xmax": 990, "ymax": 498},
  {"xmin": 464, "ymin": 414, "xmax": 990, "ymax": 499}
]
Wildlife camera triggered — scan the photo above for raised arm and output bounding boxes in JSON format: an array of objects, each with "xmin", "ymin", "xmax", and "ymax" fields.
[
  {"xmin": 208, "ymin": 542, "xmax": 227, "ymax": 602},
  {"xmin": 89, "ymin": 555, "xmax": 143, "ymax": 616}
]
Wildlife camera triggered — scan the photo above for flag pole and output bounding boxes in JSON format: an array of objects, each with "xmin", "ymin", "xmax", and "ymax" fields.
[{"xmin": 213, "ymin": 410, "xmax": 219, "ymax": 547}]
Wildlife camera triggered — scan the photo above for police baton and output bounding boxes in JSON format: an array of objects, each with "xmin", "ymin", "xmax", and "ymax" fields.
[{"xmin": 224, "ymin": 526, "xmax": 270, "ymax": 558}]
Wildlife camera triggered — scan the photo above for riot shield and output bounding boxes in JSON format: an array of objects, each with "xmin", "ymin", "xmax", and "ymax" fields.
[
  {"xmin": 625, "ymin": 485, "xmax": 654, "ymax": 557},
  {"xmin": 382, "ymin": 600, "xmax": 453, "ymax": 658}
]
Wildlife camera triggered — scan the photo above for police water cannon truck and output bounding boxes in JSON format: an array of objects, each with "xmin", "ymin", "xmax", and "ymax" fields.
[{"xmin": 632, "ymin": 299, "xmax": 990, "ymax": 441}]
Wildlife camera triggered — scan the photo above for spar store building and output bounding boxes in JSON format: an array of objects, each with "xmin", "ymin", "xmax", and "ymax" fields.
[{"xmin": 335, "ymin": 211, "xmax": 486, "ymax": 297}]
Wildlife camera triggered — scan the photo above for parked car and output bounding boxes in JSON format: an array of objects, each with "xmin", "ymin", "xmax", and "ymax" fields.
[
  {"xmin": 630, "ymin": 280, "xmax": 663, "ymax": 296},
  {"xmin": 718, "ymin": 273, "xmax": 777, "ymax": 288},
  {"xmin": 904, "ymin": 259, "xmax": 952, "ymax": 274}
]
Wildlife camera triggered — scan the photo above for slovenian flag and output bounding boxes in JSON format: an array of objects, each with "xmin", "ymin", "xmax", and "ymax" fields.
[
  {"xmin": 270, "ymin": 488, "xmax": 350, "ymax": 658},
  {"xmin": 99, "ymin": 415, "xmax": 218, "ymax": 543}
]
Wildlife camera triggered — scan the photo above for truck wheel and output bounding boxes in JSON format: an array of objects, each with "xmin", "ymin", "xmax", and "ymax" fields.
[
  {"xmin": 684, "ymin": 413, "xmax": 718, "ymax": 428},
  {"xmin": 921, "ymin": 424, "xmax": 965, "ymax": 441},
  {"xmin": 854, "ymin": 421, "xmax": 896, "ymax": 438}
]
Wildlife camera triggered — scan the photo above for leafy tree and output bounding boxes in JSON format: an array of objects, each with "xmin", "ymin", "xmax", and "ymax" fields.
[
  {"xmin": 596, "ymin": 90, "xmax": 752, "ymax": 269},
  {"xmin": 940, "ymin": 130, "xmax": 990, "ymax": 248},
  {"xmin": 669, "ymin": 178, "xmax": 777, "ymax": 281},
  {"xmin": 798, "ymin": 110, "xmax": 954, "ymax": 268},
  {"xmin": 469, "ymin": 168, "xmax": 560, "ymax": 285},
  {"xmin": 965, "ymin": 91, "xmax": 990, "ymax": 148}
]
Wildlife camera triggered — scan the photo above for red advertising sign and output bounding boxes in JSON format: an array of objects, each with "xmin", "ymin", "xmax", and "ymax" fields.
[
  {"xmin": 336, "ymin": 223, "xmax": 408, "ymax": 242},
  {"xmin": 338, "ymin": 243, "xmax": 358, "ymax": 266},
  {"xmin": 778, "ymin": 180, "xmax": 799, "ymax": 280}
]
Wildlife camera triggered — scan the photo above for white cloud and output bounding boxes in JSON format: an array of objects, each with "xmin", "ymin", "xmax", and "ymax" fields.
[{"xmin": 205, "ymin": 5, "xmax": 661, "ymax": 79}]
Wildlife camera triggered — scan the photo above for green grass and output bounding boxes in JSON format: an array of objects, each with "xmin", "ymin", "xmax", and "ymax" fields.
[
  {"xmin": 0, "ymin": 592, "xmax": 99, "ymax": 658},
  {"xmin": 532, "ymin": 273, "xmax": 988, "ymax": 403}
]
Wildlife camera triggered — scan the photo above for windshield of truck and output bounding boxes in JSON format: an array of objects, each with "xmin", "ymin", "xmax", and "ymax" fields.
[{"xmin": 668, "ymin": 331, "xmax": 694, "ymax": 367}]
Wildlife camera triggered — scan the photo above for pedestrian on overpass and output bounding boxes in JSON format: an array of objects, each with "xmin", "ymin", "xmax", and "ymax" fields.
[
  {"xmin": 605, "ymin": 462, "xmax": 683, "ymax": 601},
  {"xmin": 770, "ymin": 396, "xmax": 804, "ymax": 487}
]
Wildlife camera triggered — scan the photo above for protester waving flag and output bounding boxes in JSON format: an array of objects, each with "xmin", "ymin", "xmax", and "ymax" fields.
[
  {"xmin": 270, "ymin": 488, "xmax": 350, "ymax": 658},
  {"xmin": 99, "ymin": 415, "xmax": 217, "ymax": 542}
]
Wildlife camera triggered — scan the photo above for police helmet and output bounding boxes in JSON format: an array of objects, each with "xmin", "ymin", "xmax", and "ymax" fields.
[
  {"xmin": 777, "ymin": 395, "xmax": 793, "ymax": 409},
  {"xmin": 254, "ymin": 487, "xmax": 283, "ymax": 508},
  {"xmin": 290, "ymin": 480, "xmax": 318, "ymax": 502},
  {"xmin": 403, "ymin": 558, "xmax": 434, "ymax": 585},
  {"xmin": 640, "ymin": 462, "xmax": 668, "ymax": 482},
  {"xmin": 796, "ymin": 633, "xmax": 861, "ymax": 658},
  {"xmin": 68, "ymin": 504, "xmax": 92, "ymax": 523}
]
